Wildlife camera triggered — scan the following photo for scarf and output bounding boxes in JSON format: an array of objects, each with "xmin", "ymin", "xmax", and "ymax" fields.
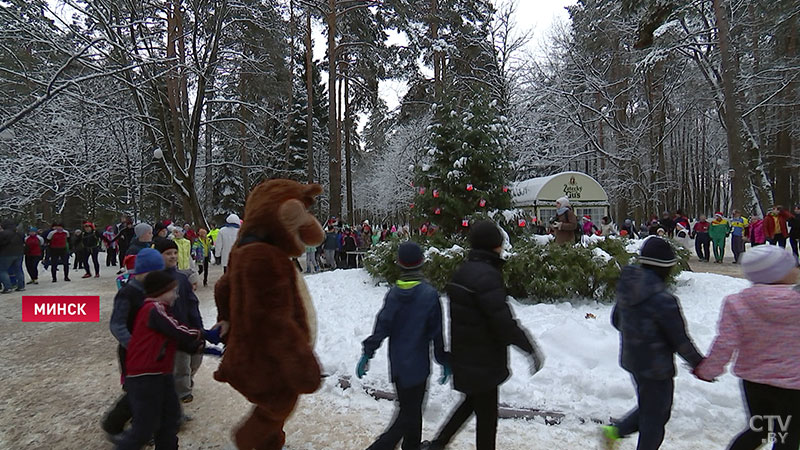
[{"xmin": 556, "ymin": 206, "xmax": 569, "ymax": 216}]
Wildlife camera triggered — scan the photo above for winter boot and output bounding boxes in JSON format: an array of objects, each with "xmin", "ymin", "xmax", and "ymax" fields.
[
  {"xmin": 601, "ymin": 425, "xmax": 621, "ymax": 449},
  {"xmin": 82, "ymin": 273, "xmax": 92, "ymax": 278},
  {"xmin": 64, "ymin": 276, "xmax": 71, "ymax": 282},
  {"xmin": 95, "ymin": 273, "xmax": 100, "ymax": 278}
]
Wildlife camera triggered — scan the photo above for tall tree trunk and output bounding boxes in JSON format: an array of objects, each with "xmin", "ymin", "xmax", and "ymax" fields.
[
  {"xmin": 430, "ymin": 0, "xmax": 442, "ymax": 99},
  {"xmin": 305, "ymin": 12, "xmax": 314, "ymax": 184},
  {"xmin": 283, "ymin": 0, "xmax": 296, "ymax": 172},
  {"xmin": 327, "ymin": 0, "xmax": 341, "ymax": 217},
  {"xmin": 345, "ymin": 75, "xmax": 354, "ymax": 223},
  {"xmin": 713, "ymin": 0, "xmax": 771, "ymax": 214},
  {"xmin": 205, "ymin": 78, "xmax": 214, "ymax": 214}
]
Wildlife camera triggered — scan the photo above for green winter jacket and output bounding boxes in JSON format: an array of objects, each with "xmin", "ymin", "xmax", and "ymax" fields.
[{"xmin": 709, "ymin": 219, "xmax": 730, "ymax": 240}]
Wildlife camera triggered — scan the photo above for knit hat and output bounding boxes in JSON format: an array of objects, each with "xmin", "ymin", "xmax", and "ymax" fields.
[
  {"xmin": 397, "ymin": 241, "xmax": 424, "ymax": 270},
  {"xmin": 154, "ymin": 222, "xmax": 167, "ymax": 234},
  {"xmin": 83, "ymin": 221, "xmax": 95, "ymax": 229},
  {"xmin": 469, "ymin": 220, "xmax": 504, "ymax": 251},
  {"xmin": 134, "ymin": 223, "xmax": 153, "ymax": 239},
  {"xmin": 155, "ymin": 239, "xmax": 178, "ymax": 253},
  {"xmin": 132, "ymin": 248, "xmax": 166, "ymax": 274},
  {"xmin": 143, "ymin": 270, "xmax": 178, "ymax": 298},
  {"xmin": 29, "ymin": 226, "xmax": 37, "ymax": 232},
  {"xmin": 715, "ymin": 212, "xmax": 724, "ymax": 218},
  {"xmin": 583, "ymin": 215, "xmax": 591, "ymax": 221},
  {"xmin": 741, "ymin": 245, "xmax": 797, "ymax": 284},
  {"xmin": 556, "ymin": 197, "xmax": 570, "ymax": 207},
  {"xmin": 638, "ymin": 236, "xmax": 677, "ymax": 268},
  {"xmin": 226, "ymin": 213, "xmax": 241, "ymax": 225}
]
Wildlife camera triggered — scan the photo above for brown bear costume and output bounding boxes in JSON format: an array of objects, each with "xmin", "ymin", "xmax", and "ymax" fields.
[{"xmin": 213, "ymin": 179, "xmax": 325, "ymax": 450}]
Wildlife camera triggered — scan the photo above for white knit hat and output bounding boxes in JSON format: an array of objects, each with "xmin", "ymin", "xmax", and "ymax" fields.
[
  {"xmin": 741, "ymin": 245, "xmax": 797, "ymax": 284},
  {"xmin": 226, "ymin": 213, "xmax": 241, "ymax": 224},
  {"xmin": 556, "ymin": 197, "xmax": 570, "ymax": 207}
]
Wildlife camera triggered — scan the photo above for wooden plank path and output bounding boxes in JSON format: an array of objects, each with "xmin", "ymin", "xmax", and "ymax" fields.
[{"xmin": 334, "ymin": 376, "xmax": 606, "ymax": 426}]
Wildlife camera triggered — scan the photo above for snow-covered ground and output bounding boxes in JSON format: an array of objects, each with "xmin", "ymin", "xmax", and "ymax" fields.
[
  {"xmin": 216, "ymin": 268, "xmax": 749, "ymax": 449},
  {"xmin": 0, "ymin": 263, "xmax": 750, "ymax": 449}
]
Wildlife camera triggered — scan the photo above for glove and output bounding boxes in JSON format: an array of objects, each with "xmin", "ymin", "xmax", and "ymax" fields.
[
  {"xmin": 356, "ymin": 354, "xmax": 370, "ymax": 378},
  {"xmin": 553, "ymin": 222, "xmax": 562, "ymax": 230},
  {"xmin": 204, "ymin": 346, "xmax": 224, "ymax": 357},
  {"xmin": 438, "ymin": 363, "xmax": 451, "ymax": 385},
  {"xmin": 529, "ymin": 341, "xmax": 545, "ymax": 376},
  {"xmin": 204, "ymin": 327, "xmax": 222, "ymax": 344}
]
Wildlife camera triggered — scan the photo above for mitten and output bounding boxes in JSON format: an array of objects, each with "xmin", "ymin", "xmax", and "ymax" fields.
[
  {"xmin": 204, "ymin": 327, "xmax": 222, "ymax": 344},
  {"xmin": 356, "ymin": 354, "xmax": 370, "ymax": 378},
  {"xmin": 438, "ymin": 363, "xmax": 451, "ymax": 385}
]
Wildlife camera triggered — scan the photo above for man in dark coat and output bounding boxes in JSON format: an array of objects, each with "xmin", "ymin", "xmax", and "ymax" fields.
[
  {"xmin": 0, "ymin": 221, "xmax": 26, "ymax": 293},
  {"xmin": 113, "ymin": 219, "xmax": 135, "ymax": 268},
  {"xmin": 424, "ymin": 221, "xmax": 544, "ymax": 450},
  {"xmin": 603, "ymin": 237, "xmax": 705, "ymax": 449}
]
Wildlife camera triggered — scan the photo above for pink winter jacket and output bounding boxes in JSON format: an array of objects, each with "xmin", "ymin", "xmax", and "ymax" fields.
[{"xmin": 695, "ymin": 285, "xmax": 800, "ymax": 389}]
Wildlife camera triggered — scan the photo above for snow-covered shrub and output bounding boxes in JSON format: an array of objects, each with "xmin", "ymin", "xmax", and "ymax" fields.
[{"xmin": 365, "ymin": 235, "xmax": 687, "ymax": 304}]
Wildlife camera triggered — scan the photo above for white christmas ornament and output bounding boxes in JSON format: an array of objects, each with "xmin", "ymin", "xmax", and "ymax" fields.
[{"xmin": 153, "ymin": 148, "xmax": 164, "ymax": 159}]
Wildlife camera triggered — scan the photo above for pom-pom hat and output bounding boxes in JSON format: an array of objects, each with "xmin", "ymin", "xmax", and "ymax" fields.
[{"xmin": 143, "ymin": 270, "xmax": 178, "ymax": 298}]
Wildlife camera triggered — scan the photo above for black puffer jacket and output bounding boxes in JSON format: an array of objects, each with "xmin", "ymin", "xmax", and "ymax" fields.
[
  {"xmin": 446, "ymin": 249, "xmax": 535, "ymax": 394},
  {"xmin": 612, "ymin": 265, "xmax": 703, "ymax": 380},
  {"xmin": 0, "ymin": 223, "xmax": 24, "ymax": 257}
]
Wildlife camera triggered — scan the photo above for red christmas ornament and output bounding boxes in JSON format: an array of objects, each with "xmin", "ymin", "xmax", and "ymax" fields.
[
  {"xmin": 462, "ymin": 218, "xmax": 470, "ymax": 227},
  {"xmin": 503, "ymin": 186, "xmax": 509, "ymax": 193},
  {"xmin": 434, "ymin": 208, "xmax": 441, "ymax": 215},
  {"xmin": 421, "ymin": 225, "xmax": 428, "ymax": 233},
  {"xmin": 432, "ymin": 189, "xmax": 439, "ymax": 198},
  {"xmin": 479, "ymin": 198, "xmax": 486, "ymax": 207},
  {"xmin": 466, "ymin": 183, "xmax": 474, "ymax": 191},
  {"xmin": 419, "ymin": 187, "xmax": 426, "ymax": 195},
  {"xmin": 518, "ymin": 219, "xmax": 527, "ymax": 227},
  {"xmin": 410, "ymin": 203, "xmax": 415, "ymax": 209}
]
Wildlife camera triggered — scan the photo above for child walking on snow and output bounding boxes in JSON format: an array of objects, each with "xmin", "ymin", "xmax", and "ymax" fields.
[
  {"xmin": 357, "ymin": 241, "xmax": 450, "ymax": 450},
  {"xmin": 604, "ymin": 237, "xmax": 705, "ymax": 449},
  {"xmin": 114, "ymin": 270, "xmax": 206, "ymax": 450},
  {"xmin": 694, "ymin": 245, "xmax": 800, "ymax": 449},
  {"xmin": 710, "ymin": 212, "xmax": 731, "ymax": 263}
]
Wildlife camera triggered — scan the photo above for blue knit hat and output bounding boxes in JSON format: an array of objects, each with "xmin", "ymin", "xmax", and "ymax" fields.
[{"xmin": 133, "ymin": 248, "xmax": 165, "ymax": 275}]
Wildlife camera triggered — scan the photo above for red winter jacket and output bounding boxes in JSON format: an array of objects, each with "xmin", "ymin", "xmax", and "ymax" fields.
[
  {"xmin": 763, "ymin": 211, "xmax": 792, "ymax": 238},
  {"xmin": 125, "ymin": 300, "xmax": 204, "ymax": 377},
  {"xmin": 25, "ymin": 235, "xmax": 44, "ymax": 257},
  {"xmin": 693, "ymin": 221, "xmax": 710, "ymax": 234}
]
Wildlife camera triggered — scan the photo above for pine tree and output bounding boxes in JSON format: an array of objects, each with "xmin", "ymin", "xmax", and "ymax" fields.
[{"xmin": 413, "ymin": 93, "xmax": 511, "ymax": 234}]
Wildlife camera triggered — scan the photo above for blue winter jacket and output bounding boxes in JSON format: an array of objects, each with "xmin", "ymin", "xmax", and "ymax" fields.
[
  {"xmin": 168, "ymin": 267, "xmax": 204, "ymax": 330},
  {"xmin": 612, "ymin": 265, "xmax": 703, "ymax": 380},
  {"xmin": 362, "ymin": 279, "xmax": 448, "ymax": 388}
]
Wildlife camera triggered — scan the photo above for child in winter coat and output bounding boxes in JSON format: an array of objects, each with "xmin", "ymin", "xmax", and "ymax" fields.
[
  {"xmin": 103, "ymin": 225, "xmax": 118, "ymax": 267},
  {"xmin": 114, "ymin": 269, "xmax": 209, "ymax": 450},
  {"xmin": 582, "ymin": 215, "xmax": 600, "ymax": 236},
  {"xmin": 673, "ymin": 222, "xmax": 691, "ymax": 251},
  {"xmin": 357, "ymin": 241, "xmax": 449, "ymax": 450},
  {"xmin": 748, "ymin": 215, "xmax": 766, "ymax": 247},
  {"xmin": 692, "ymin": 215, "xmax": 711, "ymax": 262},
  {"xmin": 695, "ymin": 245, "xmax": 800, "ymax": 449},
  {"xmin": 172, "ymin": 228, "xmax": 192, "ymax": 271},
  {"xmin": 709, "ymin": 213, "xmax": 731, "ymax": 263},
  {"xmin": 604, "ymin": 237, "xmax": 704, "ymax": 449},
  {"xmin": 424, "ymin": 221, "xmax": 544, "ymax": 450},
  {"xmin": 600, "ymin": 217, "xmax": 617, "ymax": 236}
]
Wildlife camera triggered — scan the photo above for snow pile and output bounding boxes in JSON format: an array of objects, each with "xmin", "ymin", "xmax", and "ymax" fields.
[{"xmin": 229, "ymin": 269, "xmax": 753, "ymax": 448}]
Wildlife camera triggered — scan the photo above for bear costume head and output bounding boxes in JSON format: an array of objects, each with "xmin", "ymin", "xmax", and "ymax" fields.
[{"xmin": 240, "ymin": 179, "xmax": 325, "ymax": 258}]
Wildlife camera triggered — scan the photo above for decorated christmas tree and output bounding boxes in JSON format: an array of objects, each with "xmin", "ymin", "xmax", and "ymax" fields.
[{"xmin": 413, "ymin": 94, "xmax": 512, "ymax": 234}]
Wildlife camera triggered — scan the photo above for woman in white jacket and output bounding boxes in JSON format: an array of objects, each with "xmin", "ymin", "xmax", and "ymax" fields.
[{"xmin": 215, "ymin": 213, "xmax": 241, "ymax": 273}]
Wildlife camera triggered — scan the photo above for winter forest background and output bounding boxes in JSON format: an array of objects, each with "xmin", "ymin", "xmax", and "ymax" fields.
[{"xmin": 1, "ymin": 0, "xmax": 798, "ymax": 229}]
